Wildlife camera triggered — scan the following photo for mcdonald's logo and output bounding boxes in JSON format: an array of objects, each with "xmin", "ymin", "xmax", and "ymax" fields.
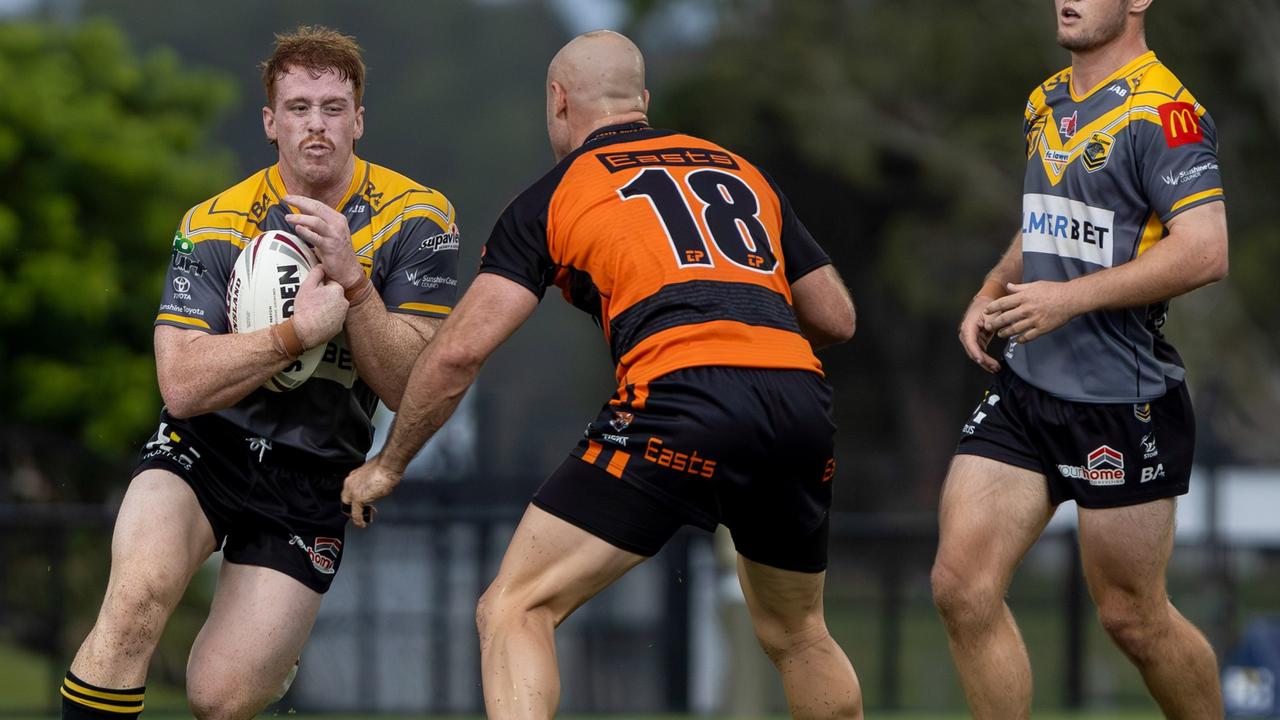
[{"xmin": 1159, "ymin": 102, "xmax": 1203, "ymax": 148}]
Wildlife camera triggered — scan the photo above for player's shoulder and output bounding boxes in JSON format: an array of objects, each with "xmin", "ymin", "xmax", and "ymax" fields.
[
  {"xmin": 362, "ymin": 159, "xmax": 455, "ymax": 232},
  {"xmin": 1027, "ymin": 66, "xmax": 1073, "ymax": 110},
  {"xmin": 1129, "ymin": 57, "xmax": 1208, "ymax": 114},
  {"xmin": 180, "ymin": 168, "xmax": 274, "ymax": 249}
]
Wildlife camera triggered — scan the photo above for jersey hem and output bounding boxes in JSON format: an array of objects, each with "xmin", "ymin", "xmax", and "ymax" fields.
[
  {"xmin": 387, "ymin": 304, "xmax": 452, "ymax": 318},
  {"xmin": 155, "ymin": 318, "xmax": 215, "ymax": 334},
  {"xmin": 478, "ymin": 266, "xmax": 546, "ymax": 299},
  {"xmin": 786, "ymin": 258, "xmax": 833, "ymax": 284},
  {"xmin": 1007, "ymin": 364, "xmax": 1183, "ymax": 404},
  {"xmin": 1161, "ymin": 191, "xmax": 1225, "ymax": 225}
]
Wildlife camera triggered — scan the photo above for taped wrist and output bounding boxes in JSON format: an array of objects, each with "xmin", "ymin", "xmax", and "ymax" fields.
[
  {"xmin": 269, "ymin": 319, "xmax": 305, "ymax": 359},
  {"xmin": 344, "ymin": 274, "xmax": 375, "ymax": 307}
]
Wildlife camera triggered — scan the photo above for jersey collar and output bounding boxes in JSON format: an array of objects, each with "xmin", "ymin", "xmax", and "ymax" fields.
[
  {"xmin": 583, "ymin": 122, "xmax": 653, "ymax": 147},
  {"xmin": 1069, "ymin": 50, "xmax": 1157, "ymax": 102},
  {"xmin": 267, "ymin": 155, "xmax": 367, "ymax": 210}
]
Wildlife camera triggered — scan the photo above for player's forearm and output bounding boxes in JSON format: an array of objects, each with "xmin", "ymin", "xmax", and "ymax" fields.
[
  {"xmin": 157, "ymin": 328, "xmax": 294, "ymax": 418},
  {"xmin": 343, "ymin": 298, "xmax": 436, "ymax": 410},
  {"xmin": 376, "ymin": 339, "xmax": 480, "ymax": 472},
  {"xmin": 1067, "ymin": 227, "xmax": 1227, "ymax": 314},
  {"xmin": 978, "ymin": 234, "xmax": 1025, "ymax": 299}
]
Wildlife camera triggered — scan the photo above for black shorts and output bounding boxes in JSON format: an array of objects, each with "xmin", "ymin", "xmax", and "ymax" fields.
[
  {"xmin": 133, "ymin": 409, "xmax": 356, "ymax": 593},
  {"xmin": 955, "ymin": 368, "xmax": 1194, "ymax": 509},
  {"xmin": 533, "ymin": 366, "xmax": 836, "ymax": 573}
]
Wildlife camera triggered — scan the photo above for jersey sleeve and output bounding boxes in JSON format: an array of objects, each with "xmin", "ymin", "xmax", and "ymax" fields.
[
  {"xmin": 155, "ymin": 227, "xmax": 234, "ymax": 334},
  {"xmin": 478, "ymin": 185, "xmax": 557, "ymax": 299},
  {"xmin": 1137, "ymin": 104, "xmax": 1225, "ymax": 223},
  {"xmin": 759, "ymin": 170, "xmax": 831, "ymax": 283},
  {"xmin": 377, "ymin": 212, "xmax": 461, "ymax": 318}
]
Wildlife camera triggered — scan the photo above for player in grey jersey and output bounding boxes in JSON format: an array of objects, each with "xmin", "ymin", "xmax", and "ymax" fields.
[
  {"xmin": 60, "ymin": 27, "xmax": 459, "ymax": 720},
  {"xmin": 931, "ymin": 1, "xmax": 1228, "ymax": 718}
]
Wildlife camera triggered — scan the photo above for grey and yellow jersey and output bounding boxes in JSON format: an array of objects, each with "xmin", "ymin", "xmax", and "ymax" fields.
[
  {"xmin": 157, "ymin": 157, "xmax": 460, "ymax": 463},
  {"xmin": 1008, "ymin": 51, "xmax": 1223, "ymax": 403}
]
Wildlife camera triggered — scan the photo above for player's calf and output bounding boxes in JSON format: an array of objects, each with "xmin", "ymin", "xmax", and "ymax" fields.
[{"xmin": 63, "ymin": 579, "xmax": 185, "ymax": 718}]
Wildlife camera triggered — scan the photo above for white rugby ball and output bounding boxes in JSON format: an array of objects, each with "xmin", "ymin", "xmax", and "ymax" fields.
[{"xmin": 226, "ymin": 230, "xmax": 326, "ymax": 392}]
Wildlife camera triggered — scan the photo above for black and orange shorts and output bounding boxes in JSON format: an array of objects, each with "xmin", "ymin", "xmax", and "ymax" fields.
[{"xmin": 532, "ymin": 366, "xmax": 837, "ymax": 573}]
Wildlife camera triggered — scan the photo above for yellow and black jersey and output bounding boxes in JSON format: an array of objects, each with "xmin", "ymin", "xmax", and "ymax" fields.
[
  {"xmin": 1011, "ymin": 52, "xmax": 1224, "ymax": 403},
  {"xmin": 479, "ymin": 123, "xmax": 830, "ymax": 397},
  {"xmin": 157, "ymin": 157, "xmax": 460, "ymax": 462}
]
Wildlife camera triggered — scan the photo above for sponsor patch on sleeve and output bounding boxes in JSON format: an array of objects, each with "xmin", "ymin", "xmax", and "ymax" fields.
[{"xmin": 1158, "ymin": 102, "xmax": 1203, "ymax": 149}]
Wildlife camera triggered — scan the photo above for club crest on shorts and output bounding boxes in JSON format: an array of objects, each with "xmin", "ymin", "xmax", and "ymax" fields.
[
  {"xmin": 289, "ymin": 535, "xmax": 342, "ymax": 575},
  {"xmin": 1134, "ymin": 403, "xmax": 1152, "ymax": 423},
  {"xmin": 610, "ymin": 411, "xmax": 634, "ymax": 432}
]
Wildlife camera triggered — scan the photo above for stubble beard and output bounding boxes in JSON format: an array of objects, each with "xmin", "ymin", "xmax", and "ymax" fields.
[{"xmin": 1057, "ymin": 4, "xmax": 1129, "ymax": 53}]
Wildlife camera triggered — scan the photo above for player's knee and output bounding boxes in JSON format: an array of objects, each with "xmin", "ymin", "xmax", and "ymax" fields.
[
  {"xmin": 97, "ymin": 581, "xmax": 178, "ymax": 647},
  {"xmin": 475, "ymin": 588, "xmax": 495, "ymax": 639},
  {"xmin": 476, "ymin": 583, "xmax": 559, "ymax": 644},
  {"xmin": 930, "ymin": 560, "xmax": 999, "ymax": 632},
  {"xmin": 752, "ymin": 613, "xmax": 829, "ymax": 666},
  {"xmin": 1097, "ymin": 599, "xmax": 1166, "ymax": 662},
  {"xmin": 186, "ymin": 676, "xmax": 259, "ymax": 720}
]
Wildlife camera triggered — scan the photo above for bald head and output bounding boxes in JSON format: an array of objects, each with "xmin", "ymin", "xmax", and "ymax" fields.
[
  {"xmin": 545, "ymin": 31, "xmax": 649, "ymax": 160},
  {"xmin": 548, "ymin": 30, "xmax": 646, "ymax": 115}
]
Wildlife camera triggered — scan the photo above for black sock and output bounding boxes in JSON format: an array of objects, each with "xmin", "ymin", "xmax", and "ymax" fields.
[{"xmin": 61, "ymin": 671, "xmax": 144, "ymax": 718}]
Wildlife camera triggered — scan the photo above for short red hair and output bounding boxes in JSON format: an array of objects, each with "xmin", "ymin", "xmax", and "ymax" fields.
[{"xmin": 259, "ymin": 25, "xmax": 365, "ymax": 107}]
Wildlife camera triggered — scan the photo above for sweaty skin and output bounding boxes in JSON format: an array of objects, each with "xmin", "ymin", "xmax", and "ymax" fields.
[
  {"xmin": 544, "ymin": 31, "xmax": 650, "ymax": 162},
  {"xmin": 547, "ymin": 31, "xmax": 646, "ymax": 114}
]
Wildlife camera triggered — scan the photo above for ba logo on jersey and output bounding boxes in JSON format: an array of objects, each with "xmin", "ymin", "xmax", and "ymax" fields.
[{"xmin": 1081, "ymin": 132, "xmax": 1115, "ymax": 173}]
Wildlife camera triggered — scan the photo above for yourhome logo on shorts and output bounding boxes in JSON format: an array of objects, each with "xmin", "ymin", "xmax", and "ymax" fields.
[
  {"xmin": 289, "ymin": 535, "xmax": 341, "ymax": 575},
  {"xmin": 1058, "ymin": 444, "xmax": 1126, "ymax": 486}
]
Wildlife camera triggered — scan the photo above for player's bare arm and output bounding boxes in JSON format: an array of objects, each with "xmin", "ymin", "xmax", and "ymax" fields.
[
  {"xmin": 984, "ymin": 201, "xmax": 1227, "ymax": 342},
  {"xmin": 790, "ymin": 264, "xmax": 855, "ymax": 349},
  {"xmin": 156, "ymin": 266, "xmax": 348, "ymax": 418},
  {"xmin": 284, "ymin": 193, "xmax": 443, "ymax": 408},
  {"xmin": 342, "ymin": 273, "xmax": 539, "ymax": 526},
  {"xmin": 960, "ymin": 233, "xmax": 1024, "ymax": 373}
]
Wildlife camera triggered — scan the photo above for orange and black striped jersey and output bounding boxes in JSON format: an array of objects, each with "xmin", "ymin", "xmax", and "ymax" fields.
[
  {"xmin": 156, "ymin": 157, "xmax": 460, "ymax": 462},
  {"xmin": 480, "ymin": 123, "xmax": 830, "ymax": 393}
]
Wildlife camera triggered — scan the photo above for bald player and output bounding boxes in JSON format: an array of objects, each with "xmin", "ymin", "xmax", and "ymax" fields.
[
  {"xmin": 343, "ymin": 30, "xmax": 863, "ymax": 719},
  {"xmin": 931, "ymin": 1, "xmax": 1227, "ymax": 718}
]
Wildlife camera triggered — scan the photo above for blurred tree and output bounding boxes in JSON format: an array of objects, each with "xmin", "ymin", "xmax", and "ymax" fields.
[
  {"xmin": 0, "ymin": 20, "xmax": 234, "ymax": 489},
  {"xmin": 640, "ymin": 0, "xmax": 1280, "ymax": 509}
]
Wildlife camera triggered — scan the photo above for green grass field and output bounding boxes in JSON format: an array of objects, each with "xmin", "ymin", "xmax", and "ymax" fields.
[{"xmin": 0, "ymin": 639, "xmax": 1169, "ymax": 719}]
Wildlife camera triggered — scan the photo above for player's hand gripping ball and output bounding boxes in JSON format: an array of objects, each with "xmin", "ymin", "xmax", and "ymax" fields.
[{"xmin": 227, "ymin": 231, "xmax": 326, "ymax": 391}]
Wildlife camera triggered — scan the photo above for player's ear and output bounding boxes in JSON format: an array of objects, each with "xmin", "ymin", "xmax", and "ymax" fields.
[
  {"xmin": 353, "ymin": 106, "xmax": 365, "ymax": 142},
  {"xmin": 1129, "ymin": 0, "xmax": 1153, "ymax": 14},
  {"xmin": 263, "ymin": 105, "xmax": 277, "ymax": 143},
  {"xmin": 550, "ymin": 80, "xmax": 569, "ymax": 120},
  {"xmin": 641, "ymin": 88, "xmax": 650, "ymax": 114}
]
